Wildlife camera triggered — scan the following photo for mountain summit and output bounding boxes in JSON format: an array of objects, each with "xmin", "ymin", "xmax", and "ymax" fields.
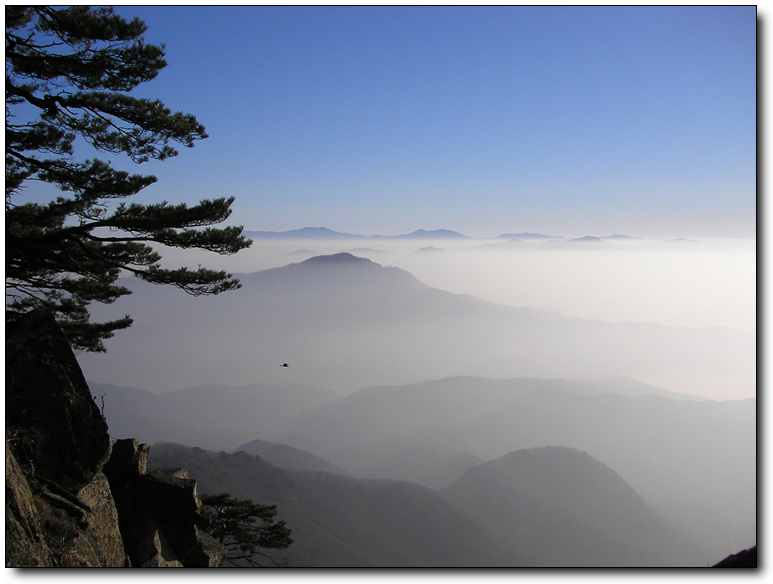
[
  {"xmin": 298, "ymin": 252, "xmax": 376, "ymax": 266},
  {"xmin": 400, "ymin": 229, "xmax": 467, "ymax": 239},
  {"xmin": 80, "ymin": 254, "xmax": 754, "ymax": 397},
  {"xmin": 442, "ymin": 446, "xmax": 696, "ymax": 567}
]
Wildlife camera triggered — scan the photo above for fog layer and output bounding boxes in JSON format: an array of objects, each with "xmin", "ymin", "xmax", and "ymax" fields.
[
  {"xmin": 80, "ymin": 235, "xmax": 755, "ymax": 400},
  {"xmin": 156, "ymin": 235, "xmax": 756, "ymax": 331}
]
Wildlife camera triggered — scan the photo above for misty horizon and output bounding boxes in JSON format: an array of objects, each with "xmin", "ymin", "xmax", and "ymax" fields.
[
  {"xmin": 80, "ymin": 231, "xmax": 755, "ymax": 402},
  {"xmin": 150, "ymin": 228, "xmax": 756, "ymax": 333},
  {"xmin": 242, "ymin": 225, "xmax": 757, "ymax": 242}
]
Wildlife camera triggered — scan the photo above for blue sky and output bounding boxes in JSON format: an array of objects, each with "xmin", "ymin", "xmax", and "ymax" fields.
[{"xmin": 109, "ymin": 5, "xmax": 756, "ymax": 238}]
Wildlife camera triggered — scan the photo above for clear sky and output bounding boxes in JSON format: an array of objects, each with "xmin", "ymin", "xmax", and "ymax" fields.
[{"xmin": 109, "ymin": 5, "xmax": 756, "ymax": 239}]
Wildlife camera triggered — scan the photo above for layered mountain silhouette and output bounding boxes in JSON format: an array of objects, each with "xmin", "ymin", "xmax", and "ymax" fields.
[
  {"xmin": 92, "ymin": 381, "xmax": 337, "ymax": 450},
  {"xmin": 148, "ymin": 443, "xmax": 706, "ymax": 567},
  {"xmin": 80, "ymin": 253, "xmax": 754, "ymax": 398},
  {"xmin": 495, "ymin": 232, "xmax": 560, "ymax": 240},
  {"xmin": 268, "ymin": 376, "xmax": 755, "ymax": 553},
  {"xmin": 441, "ymin": 446, "xmax": 701, "ymax": 567},
  {"xmin": 148, "ymin": 443, "xmax": 520, "ymax": 567},
  {"xmin": 236, "ymin": 438, "xmax": 350, "ymax": 475},
  {"xmin": 244, "ymin": 227, "xmax": 468, "ymax": 240},
  {"xmin": 80, "ymin": 252, "xmax": 753, "ymax": 567},
  {"xmin": 99, "ymin": 374, "xmax": 755, "ymax": 559}
]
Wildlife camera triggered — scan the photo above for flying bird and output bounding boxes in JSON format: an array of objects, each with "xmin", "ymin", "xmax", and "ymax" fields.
[{"xmin": 281, "ymin": 363, "xmax": 289, "ymax": 368}]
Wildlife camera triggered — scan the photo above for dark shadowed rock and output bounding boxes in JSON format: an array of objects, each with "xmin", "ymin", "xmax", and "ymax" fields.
[
  {"xmin": 185, "ymin": 530, "xmax": 227, "ymax": 568},
  {"xmin": 6, "ymin": 310, "xmax": 112, "ymax": 492},
  {"xmin": 106, "ymin": 441, "xmax": 225, "ymax": 567},
  {"xmin": 712, "ymin": 546, "xmax": 757, "ymax": 568},
  {"xmin": 5, "ymin": 437, "xmax": 128, "ymax": 567},
  {"xmin": 5, "ymin": 310, "xmax": 125, "ymax": 566},
  {"xmin": 103, "ymin": 438, "xmax": 149, "ymax": 485},
  {"xmin": 5, "ymin": 313, "xmax": 224, "ymax": 568}
]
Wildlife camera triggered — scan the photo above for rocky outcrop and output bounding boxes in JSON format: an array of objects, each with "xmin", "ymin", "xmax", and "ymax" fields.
[
  {"xmin": 6, "ymin": 310, "xmax": 111, "ymax": 493},
  {"xmin": 5, "ymin": 434, "xmax": 127, "ymax": 567},
  {"xmin": 5, "ymin": 310, "xmax": 225, "ymax": 567},
  {"xmin": 5, "ymin": 440, "xmax": 55, "ymax": 567},
  {"xmin": 105, "ymin": 439, "xmax": 225, "ymax": 567}
]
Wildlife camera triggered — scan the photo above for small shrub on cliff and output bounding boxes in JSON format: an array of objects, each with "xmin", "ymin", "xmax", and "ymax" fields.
[{"xmin": 201, "ymin": 493, "xmax": 293, "ymax": 567}]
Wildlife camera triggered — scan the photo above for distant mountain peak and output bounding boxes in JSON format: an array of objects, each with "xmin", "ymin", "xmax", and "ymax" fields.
[
  {"xmin": 245, "ymin": 227, "xmax": 469, "ymax": 240},
  {"xmin": 299, "ymin": 252, "xmax": 374, "ymax": 266},
  {"xmin": 570, "ymin": 236, "xmax": 605, "ymax": 243},
  {"xmin": 279, "ymin": 252, "xmax": 425, "ymax": 289},
  {"xmin": 402, "ymin": 229, "xmax": 467, "ymax": 239}
]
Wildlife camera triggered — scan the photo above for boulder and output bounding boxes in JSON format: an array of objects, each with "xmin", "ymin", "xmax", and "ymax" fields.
[{"xmin": 185, "ymin": 530, "xmax": 228, "ymax": 568}]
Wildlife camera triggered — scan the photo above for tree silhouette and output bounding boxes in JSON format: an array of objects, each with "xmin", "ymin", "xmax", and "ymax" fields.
[
  {"xmin": 201, "ymin": 492, "xmax": 293, "ymax": 567},
  {"xmin": 5, "ymin": 6, "xmax": 251, "ymax": 351}
]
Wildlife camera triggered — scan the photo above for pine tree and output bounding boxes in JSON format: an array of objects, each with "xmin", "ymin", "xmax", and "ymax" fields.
[
  {"xmin": 6, "ymin": 6, "xmax": 252, "ymax": 351},
  {"xmin": 201, "ymin": 493, "xmax": 293, "ymax": 567}
]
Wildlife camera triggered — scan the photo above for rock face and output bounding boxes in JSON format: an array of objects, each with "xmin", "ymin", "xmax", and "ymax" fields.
[
  {"xmin": 5, "ymin": 311, "xmax": 225, "ymax": 568},
  {"xmin": 5, "ymin": 440, "xmax": 55, "ymax": 567},
  {"xmin": 105, "ymin": 439, "xmax": 226, "ymax": 567},
  {"xmin": 6, "ymin": 310, "xmax": 111, "ymax": 493}
]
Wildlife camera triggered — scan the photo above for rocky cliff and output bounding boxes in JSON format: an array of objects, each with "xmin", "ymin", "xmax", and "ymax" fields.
[{"xmin": 5, "ymin": 310, "xmax": 226, "ymax": 567}]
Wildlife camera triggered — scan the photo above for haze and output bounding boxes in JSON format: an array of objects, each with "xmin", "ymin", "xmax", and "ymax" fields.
[
  {"xmin": 79, "ymin": 232, "xmax": 755, "ymax": 401},
  {"xmin": 159, "ymin": 234, "xmax": 756, "ymax": 331}
]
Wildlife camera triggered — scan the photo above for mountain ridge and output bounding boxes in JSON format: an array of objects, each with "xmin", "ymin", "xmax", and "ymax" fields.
[
  {"xmin": 147, "ymin": 443, "xmax": 524, "ymax": 567},
  {"xmin": 93, "ymin": 380, "xmax": 339, "ymax": 451},
  {"xmin": 244, "ymin": 227, "xmax": 470, "ymax": 240},
  {"xmin": 80, "ymin": 252, "xmax": 755, "ymax": 397},
  {"xmin": 441, "ymin": 446, "xmax": 703, "ymax": 567},
  {"xmin": 148, "ymin": 442, "xmax": 709, "ymax": 567},
  {"xmin": 97, "ymin": 372, "xmax": 755, "ymax": 559}
]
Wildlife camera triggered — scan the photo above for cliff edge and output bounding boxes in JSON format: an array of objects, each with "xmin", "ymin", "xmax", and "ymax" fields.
[{"xmin": 5, "ymin": 310, "xmax": 225, "ymax": 567}]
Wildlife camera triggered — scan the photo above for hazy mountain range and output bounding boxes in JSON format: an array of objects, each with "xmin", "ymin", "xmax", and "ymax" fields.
[
  {"xmin": 441, "ymin": 446, "xmax": 695, "ymax": 567},
  {"xmin": 244, "ymin": 226, "xmax": 647, "ymax": 242},
  {"xmin": 82, "ymin": 251, "xmax": 755, "ymax": 565},
  {"xmin": 92, "ymin": 380, "xmax": 336, "ymax": 450},
  {"xmin": 81, "ymin": 252, "xmax": 754, "ymax": 396},
  {"xmin": 147, "ymin": 442, "xmax": 711, "ymax": 567},
  {"xmin": 97, "ymin": 374, "xmax": 755, "ymax": 562},
  {"xmin": 243, "ymin": 227, "xmax": 747, "ymax": 245},
  {"xmin": 244, "ymin": 227, "xmax": 469, "ymax": 240}
]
